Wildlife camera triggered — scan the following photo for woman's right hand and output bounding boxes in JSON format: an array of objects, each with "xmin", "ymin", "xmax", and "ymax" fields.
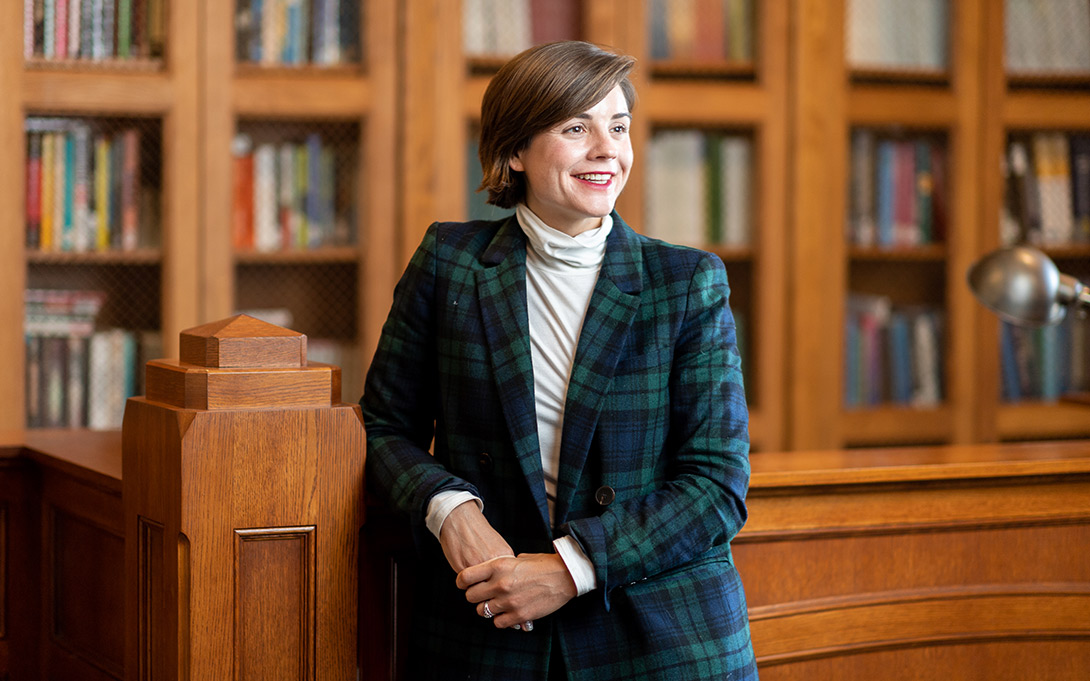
[{"xmin": 439, "ymin": 500, "xmax": 514, "ymax": 573}]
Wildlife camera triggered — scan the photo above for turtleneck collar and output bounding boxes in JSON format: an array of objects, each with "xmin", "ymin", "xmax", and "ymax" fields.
[{"xmin": 516, "ymin": 203, "xmax": 612, "ymax": 273}]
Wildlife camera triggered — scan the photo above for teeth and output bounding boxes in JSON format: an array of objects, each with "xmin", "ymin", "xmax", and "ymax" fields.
[{"xmin": 575, "ymin": 173, "xmax": 611, "ymax": 183}]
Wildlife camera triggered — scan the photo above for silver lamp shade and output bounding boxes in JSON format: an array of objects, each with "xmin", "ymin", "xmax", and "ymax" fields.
[{"xmin": 967, "ymin": 245, "xmax": 1090, "ymax": 326}]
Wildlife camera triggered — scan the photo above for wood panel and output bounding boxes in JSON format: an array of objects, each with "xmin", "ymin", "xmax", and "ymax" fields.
[
  {"xmin": 736, "ymin": 441, "xmax": 1090, "ymax": 679},
  {"xmin": 39, "ymin": 464, "xmax": 125, "ymax": 681},
  {"xmin": 234, "ymin": 527, "xmax": 316, "ymax": 681}
]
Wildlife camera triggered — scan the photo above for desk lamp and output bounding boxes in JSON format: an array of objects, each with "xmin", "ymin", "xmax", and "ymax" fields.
[{"xmin": 967, "ymin": 245, "xmax": 1090, "ymax": 326}]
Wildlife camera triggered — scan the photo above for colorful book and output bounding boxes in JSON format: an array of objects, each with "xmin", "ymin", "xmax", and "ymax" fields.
[{"xmin": 231, "ymin": 133, "xmax": 255, "ymax": 250}]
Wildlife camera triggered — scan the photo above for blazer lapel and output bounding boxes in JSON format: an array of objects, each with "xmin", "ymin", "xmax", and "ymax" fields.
[
  {"xmin": 476, "ymin": 217, "xmax": 552, "ymax": 533},
  {"xmin": 553, "ymin": 214, "xmax": 643, "ymax": 524}
]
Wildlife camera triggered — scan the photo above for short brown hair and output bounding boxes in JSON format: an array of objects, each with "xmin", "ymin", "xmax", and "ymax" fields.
[{"xmin": 478, "ymin": 41, "xmax": 637, "ymax": 209}]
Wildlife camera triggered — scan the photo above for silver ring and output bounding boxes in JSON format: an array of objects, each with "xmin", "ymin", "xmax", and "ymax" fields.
[
  {"xmin": 483, "ymin": 601, "xmax": 494, "ymax": 619},
  {"xmin": 523, "ymin": 620, "xmax": 534, "ymax": 632}
]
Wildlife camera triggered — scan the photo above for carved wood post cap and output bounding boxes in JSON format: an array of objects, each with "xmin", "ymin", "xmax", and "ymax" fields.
[
  {"xmin": 144, "ymin": 314, "xmax": 342, "ymax": 410},
  {"xmin": 180, "ymin": 314, "xmax": 306, "ymax": 368}
]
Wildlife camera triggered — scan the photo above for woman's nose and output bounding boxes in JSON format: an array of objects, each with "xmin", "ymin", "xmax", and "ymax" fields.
[{"xmin": 589, "ymin": 129, "xmax": 618, "ymax": 159}]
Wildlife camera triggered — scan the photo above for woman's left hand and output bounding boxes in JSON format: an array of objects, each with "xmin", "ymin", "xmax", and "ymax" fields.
[{"xmin": 456, "ymin": 553, "xmax": 578, "ymax": 630}]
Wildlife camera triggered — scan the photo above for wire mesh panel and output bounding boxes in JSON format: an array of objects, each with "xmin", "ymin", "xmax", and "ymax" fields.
[
  {"xmin": 1006, "ymin": 0, "xmax": 1090, "ymax": 79},
  {"xmin": 845, "ymin": 0, "xmax": 949, "ymax": 76},
  {"xmin": 235, "ymin": 0, "xmax": 362, "ymax": 67},
  {"xmin": 232, "ymin": 118, "xmax": 364, "ymax": 403},
  {"xmin": 24, "ymin": 115, "xmax": 163, "ymax": 429}
]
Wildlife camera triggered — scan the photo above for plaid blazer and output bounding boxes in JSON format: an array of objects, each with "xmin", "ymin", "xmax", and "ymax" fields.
[{"xmin": 362, "ymin": 213, "xmax": 757, "ymax": 681}]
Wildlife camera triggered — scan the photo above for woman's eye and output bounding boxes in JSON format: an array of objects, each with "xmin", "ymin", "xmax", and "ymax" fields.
[
  {"xmin": 566, "ymin": 124, "xmax": 585, "ymax": 134},
  {"xmin": 611, "ymin": 124, "xmax": 628, "ymax": 134}
]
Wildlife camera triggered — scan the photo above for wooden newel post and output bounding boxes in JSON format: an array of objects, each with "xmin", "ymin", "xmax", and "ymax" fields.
[{"xmin": 122, "ymin": 314, "xmax": 365, "ymax": 680}]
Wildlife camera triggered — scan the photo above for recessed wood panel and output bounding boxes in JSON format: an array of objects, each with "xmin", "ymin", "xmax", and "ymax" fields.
[
  {"xmin": 234, "ymin": 526, "xmax": 316, "ymax": 681},
  {"xmin": 137, "ymin": 517, "xmax": 164, "ymax": 681},
  {"xmin": 48, "ymin": 508, "xmax": 124, "ymax": 678}
]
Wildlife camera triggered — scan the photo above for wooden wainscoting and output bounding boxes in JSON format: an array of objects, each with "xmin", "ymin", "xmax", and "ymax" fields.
[{"xmin": 736, "ymin": 440, "xmax": 1090, "ymax": 680}]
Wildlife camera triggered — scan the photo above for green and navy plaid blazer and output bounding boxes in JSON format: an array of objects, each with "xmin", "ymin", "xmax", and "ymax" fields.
[{"xmin": 362, "ymin": 212, "xmax": 757, "ymax": 681}]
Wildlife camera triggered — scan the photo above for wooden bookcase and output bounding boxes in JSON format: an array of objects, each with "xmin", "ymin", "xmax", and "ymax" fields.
[
  {"xmin": 791, "ymin": 0, "xmax": 985, "ymax": 449},
  {"xmin": 791, "ymin": 0, "xmax": 1090, "ymax": 450},
  {"xmin": 0, "ymin": 1, "xmax": 396, "ymax": 431},
  {"xmin": 977, "ymin": 0, "xmax": 1090, "ymax": 443},
  {"xmin": 0, "ymin": 2, "xmax": 202, "ymax": 431},
  {"xmin": 3, "ymin": 0, "xmax": 1085, "ymax": 448},
  {"xmin": 400, "ymin": 0, "xmax": 789, "ymax": 451},
  {"xmin": 200, "ymin": 0, "xmax": 397, "ymax": 407}
]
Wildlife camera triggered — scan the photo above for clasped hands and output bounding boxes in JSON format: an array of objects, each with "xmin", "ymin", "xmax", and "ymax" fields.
[{"xmin": 440, "ymin": 501, "xmax": 577, "ymax": 631}]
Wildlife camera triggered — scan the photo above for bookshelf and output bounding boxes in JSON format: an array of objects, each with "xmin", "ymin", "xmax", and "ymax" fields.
[
  {"xmin": 790, "ymin": 0, "xmax": 985, "ymax": 449},
  {"xmin": 2, "ymin": 1, "xmax": 201, "ymax": 432},
  {"xmin": 201, "ymin": 1, "xmax": 397, "ymax": 408},
  {"xmin": 1, "ymin": 1, "xmax": 395, "ymax": 432},
  {"xmin": 401, "ymin": 0, "xmax": 788, "ymax": 451},
  {"xmin": 978, "ymin": 0, "xmax": 1090, "ymax": 443},
  {"xmin": 4, "ymin": 1, "xmax": 1085, "ymax": 447}
]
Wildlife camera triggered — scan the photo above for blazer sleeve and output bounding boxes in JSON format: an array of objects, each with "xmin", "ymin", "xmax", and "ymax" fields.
[
  {"xmin": 562, "ymin": 253, "xmax": 750, "ymax": 609},
  {"xmin": 360, "ymin": 223, "xmax": 479, "ymax": 530}
]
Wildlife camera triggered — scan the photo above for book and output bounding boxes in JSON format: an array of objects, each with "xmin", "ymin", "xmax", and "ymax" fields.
[
  {"xmin": 253, "ymin": 142, "xmax": 279, "ymax": 251},
  {"xmin": 120, "ymin": 127, "xmax": 140, "ymax": 250},
  {"xmin": 849, "ymin": 128, "xmax": 876, "ymax": 246},
  {"xmin": 1071, "ymin": 135, "xmax": 1090, "ymax": 243},
  {"xmin": 530, "ymin": 0, "xmax": 579, "ymax": 45},
  {"xmin": 231, "ymin": 133, "xmax": 255, "ymax": 250},
  {"xmin": 1008, "ymin": 138, "xmax": 1041, "ymax": 244},
  {"xmin": 26, "ymin": 133, "xmax": 43, "ymax": 249},
  {"xmin": 1033, "ymin": 132, "xmax": 1073, "ymax": 245},
  {"xmin": 721, "ymin": 135, "xmax": 752, "ymax": 246},
  {"xmin": 893, "ymin": 140, "xmax": 918, "ymax": 246},
  {"xmin": 915, "ymin": 139, "xmax": 933, "ymax": 243},
  {"xmin": 875, "ymin": 139, "xmax": 895, "ymax": 247}
]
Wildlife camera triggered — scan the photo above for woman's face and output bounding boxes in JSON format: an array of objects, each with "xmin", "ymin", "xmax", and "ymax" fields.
[{"xmin": 509, "ymin": 85, "xmax": 633, "ymax": 236}]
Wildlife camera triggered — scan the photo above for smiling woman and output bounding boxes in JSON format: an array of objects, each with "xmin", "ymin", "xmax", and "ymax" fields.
[{"xmin": 361, "ymin": 40, "xmax": 756, "ymax": 681}]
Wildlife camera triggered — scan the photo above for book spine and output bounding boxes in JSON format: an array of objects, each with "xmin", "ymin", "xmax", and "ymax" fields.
[
  {"xmin": 69, "ymin": 0, "xmax": 82, "ymax": 58},
  {"xmin": 1071, "ymin": 134, "xmax": 1090, "ymax": 243},
  {"xmin": 915, "ymin": 139, "xmax": 933, "ymax": 244},
  {"xmin": 876, "ymin": 139, "xmax": 895, "ymax": 247},
  {"xmin": 103, "ymin": 0, "xmax": 115, "ymax": 57},
  {"xmin": 44, "ymin": 0, "xmax": 55, "ymax": 58},
  {"xmin": 253, "ymin": 142, "xmax": 279, "ymax": 251},
  {"xmin": 120, "ymin": 128, "xmax": 140, "ymax": 250},
  {"xmin": 25, "ymin": 0, "xmax": 36, "ymax": 58},
  {"xmin": 80, "ymin": 0, "xmax": 94, "ymax": 58},
  {"xmin": 117, "ymin": 0, "xmax": 131, "ymax": 58},
  {"xmin": 41, "ymin": 132, "xmax": 55, "ymax": 250},
  {"xmin": 95, "ymin": 134, "xmax": 110, "ymax": 250},
  {"xmin": 72, "ymin": 124, "xmax": 92, "ymax": 252},
  {"xmin": 62, "ymin": 131, "xmax": 75, "ymax": 251},
  {"xmin": 26, "ymin": 133, "xmax": 43, "ymax": 249},
  {"xmin": 56, "ymin": 0, "xmax": 69, "ymax": 59},
  {"xmin": 232, "ymin": 134, "xmax": 255, "ymax": 250},
  {"xmin": 278, "ymin": 142, "xmax": 295, "ymax": 249},
  {"xmin": 306, "ymin": 133, "xmax": 322, "ymax": 246}
]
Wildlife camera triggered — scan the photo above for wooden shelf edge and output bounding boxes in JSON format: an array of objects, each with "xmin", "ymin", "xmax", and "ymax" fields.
[
  {"xmin": 23, "ymin": 71, "xmax": 174, "ymax": 114},
  {"xmin": 997, "ymin": 402, "xmax": 1090, "ymax": 440},
  {"xmin": 841, "ymin": 405, "xmax": 954, "ymax": 447}
]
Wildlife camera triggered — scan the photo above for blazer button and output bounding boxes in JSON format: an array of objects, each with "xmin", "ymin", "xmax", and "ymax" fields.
[
  {"xmin": 594, "ymin": 486, "xmax": 616, "ymax": 507},
  {"xmin": 478, "ymin": 452, "xmax": 494, "ymax": 472}
]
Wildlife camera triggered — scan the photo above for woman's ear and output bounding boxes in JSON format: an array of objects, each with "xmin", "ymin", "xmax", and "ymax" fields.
[{"xmin": 508, "ymin": 153, "xmax": 524, "ymax": 173}]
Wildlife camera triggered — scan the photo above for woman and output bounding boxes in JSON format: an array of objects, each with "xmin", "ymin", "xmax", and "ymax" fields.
[{"xmin": 362, "ymin": 40, "xmax": 756, "ymax": 681}]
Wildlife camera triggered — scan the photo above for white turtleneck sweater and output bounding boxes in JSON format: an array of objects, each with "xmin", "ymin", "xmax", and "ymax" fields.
[{"xmin": 424, "ymin": 204, "xmax": 607, "ymax": 596}]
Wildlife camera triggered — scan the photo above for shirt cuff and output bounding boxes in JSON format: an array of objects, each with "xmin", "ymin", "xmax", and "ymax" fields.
[
  {"xmin": 425, "ymin": 490, "xmax": 483, "ymax": 540},
  {"xmin": 554, "ymin": 535, "xmax": 597, "ymax": 596}
]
